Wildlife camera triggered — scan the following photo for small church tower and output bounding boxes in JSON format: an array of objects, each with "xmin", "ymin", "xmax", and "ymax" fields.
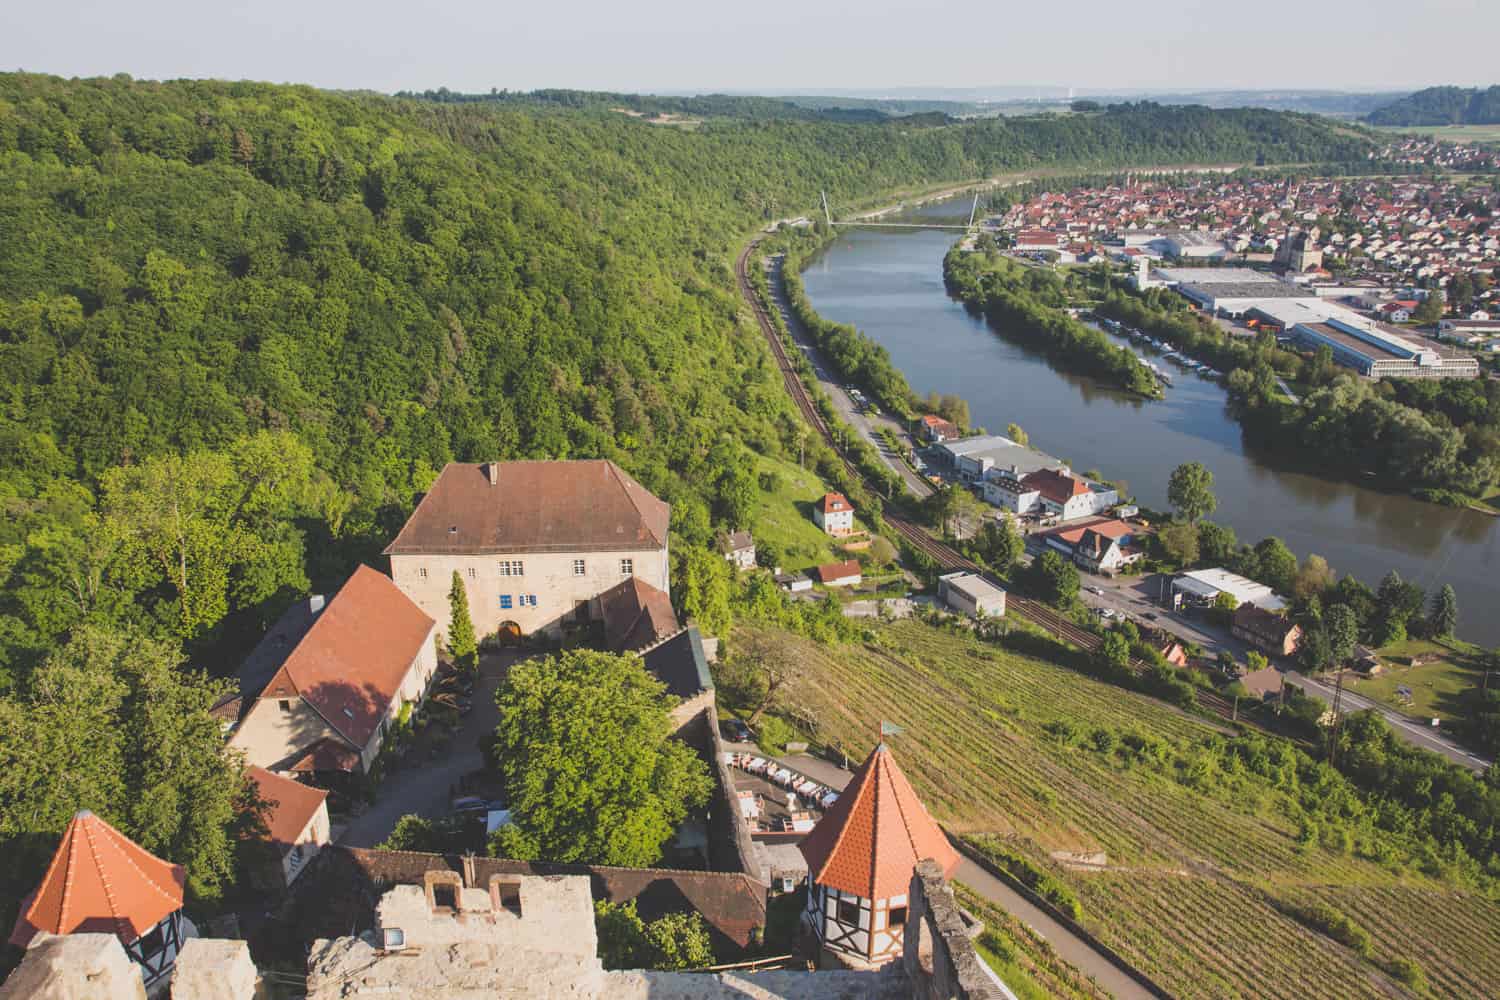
[
  {"xmin": 8, "ymin": 810, "xmax": 190, "ymax": 992},
  {"xmin": 797, "ymin": 742, "xmax": 961, "ymax": 968}
]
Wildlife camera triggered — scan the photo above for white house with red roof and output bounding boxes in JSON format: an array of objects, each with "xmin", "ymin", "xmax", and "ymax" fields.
[
  {"xmin": 228, "ymin": 565, "xmax": 438, "ymax": 777},
  {"xmin": 983, "ymin": 466, "xmax": 1117, "ymax": 520},
  {"xmin": 9, "ymin": 810, "xmax": 191, "ymax": 991},
  {"xmin": 799, "ymin": 743, "xmax": 960, "ymax": 969},
  {"xmin": 812, "ymin": 493, "xmax": 856, "ymax": 537}
]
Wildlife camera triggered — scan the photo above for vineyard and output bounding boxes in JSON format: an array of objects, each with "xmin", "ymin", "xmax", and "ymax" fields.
[
  {"xmin": 750, "ymin": 618, "xmax": 1498, "ymax": 998},
  {"xmin": 953, "ymin": 884, "xmax": 1113, "ymax": 1000}
]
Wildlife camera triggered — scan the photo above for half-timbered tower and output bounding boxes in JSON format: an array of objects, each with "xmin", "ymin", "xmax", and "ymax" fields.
[{"xmin": 797, "ymin": 743, "xmax": 961, "ymax": 968}]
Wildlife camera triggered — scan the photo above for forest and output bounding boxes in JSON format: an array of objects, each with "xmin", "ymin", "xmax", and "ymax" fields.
[
  {"xmin": 0, "ymin": 72, "xmax": 1377, "ymax": 929},
  {"xmin": 1367, "ymin": 85, "xmax": 1500, "ymax": 126}
]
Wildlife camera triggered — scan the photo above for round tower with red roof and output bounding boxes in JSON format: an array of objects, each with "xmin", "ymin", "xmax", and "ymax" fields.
[
  {"xmin": 796, "ymin": 742, "xmax": 960, "ymax": 968},
  {"xmin": 8, "ymin": 810, "xmax": 190, "ymax": 992}
]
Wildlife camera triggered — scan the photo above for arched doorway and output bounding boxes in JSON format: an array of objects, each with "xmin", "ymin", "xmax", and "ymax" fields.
[{"xmin": 495, "ymin": 621, "xmax": 522, "ymax": 645}]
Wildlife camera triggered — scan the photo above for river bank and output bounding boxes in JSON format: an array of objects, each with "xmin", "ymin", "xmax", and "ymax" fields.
[{"xmin": 796, "ymin": 200, "xmax": 1500, "ymax": 648}]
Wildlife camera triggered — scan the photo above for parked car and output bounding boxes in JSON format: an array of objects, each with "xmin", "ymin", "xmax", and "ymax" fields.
[
  {"xmin": 1086, "ymin": 585, "xmax": 1104, "ymax": 595},
  {"xmin": 720, "ymin": 718, "xmax": 754, "ymax": 743}
]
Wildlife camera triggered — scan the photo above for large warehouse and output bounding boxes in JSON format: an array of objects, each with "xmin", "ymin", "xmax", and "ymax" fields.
[{"xmin": 1290, "ymin": 317, "xmax": 1479, "ymax": 380}]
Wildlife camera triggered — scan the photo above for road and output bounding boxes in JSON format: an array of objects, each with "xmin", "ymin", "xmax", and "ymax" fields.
[
  {"xmin": 761, "ymin": 254, "xmax": 933, "ymax": 499},
  {"xmin": 1065, "ymin": 561, "xmax": 1491, "ymax": 771}
]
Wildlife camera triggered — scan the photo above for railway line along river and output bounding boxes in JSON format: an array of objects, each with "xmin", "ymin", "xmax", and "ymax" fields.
[{"xmin": 799, "ymin": 197, "xmax": 1500, "ymax": 647}]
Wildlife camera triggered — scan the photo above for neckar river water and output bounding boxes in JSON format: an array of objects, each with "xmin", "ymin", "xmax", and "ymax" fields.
[{"xmin": 800, "ymin": 199, "xmax": 1500, "ymax": 647}]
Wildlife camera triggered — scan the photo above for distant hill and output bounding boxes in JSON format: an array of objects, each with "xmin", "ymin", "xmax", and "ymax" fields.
[{"xmin": 1368, "ymin": 85, "xmax": 1500, "ymax": 126}]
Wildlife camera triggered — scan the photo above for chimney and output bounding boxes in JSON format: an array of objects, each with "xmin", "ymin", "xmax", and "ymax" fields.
[{"xmin": 485, "ymin": 462, "xmax": 500, "ymax": 486}]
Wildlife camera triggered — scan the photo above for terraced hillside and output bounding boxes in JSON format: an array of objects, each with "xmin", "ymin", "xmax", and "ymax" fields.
[{"xmin": 743, "ymin": 619, "xmax": 1497, "ymax": 999}]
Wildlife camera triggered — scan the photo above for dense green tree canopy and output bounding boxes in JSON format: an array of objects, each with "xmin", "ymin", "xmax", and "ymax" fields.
[{"xmin": 487, "ymin": 649, "xmax": 713, "ymax": 867}]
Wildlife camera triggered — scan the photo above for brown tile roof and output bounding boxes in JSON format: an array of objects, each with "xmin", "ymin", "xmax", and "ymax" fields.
[
  {"xmin": 598, "ymin": 576, "xmax": 680, "ymax": 652},
  {"xmin": 10, "ymin": 811, "xmax": 184, "ymax": 948},
  {"xmin": 798, "ymin": 744, "xmax": 960, "ymax": 900},
  {"xmin": 721, "ymin": 530, "xmax": 754, "ymax": 553},
  {"xmin": 382, "ymin": 461, "xmax": 669, "ymax": 555},
  {"xmin": 1233, "ymin": 603, "xmax": 1300, "ymax": 643},
  {"xmin": 246, "ymin": 767, "xmax": 329, "ymax": 852},
  {"xmin": 287, "ymin": 738, "xmax": 363, "ymax": 774},
  {"xmin": 260, "ymin": 565, "xmax": 434, "ymax": 750},
  {"xmin": 818, "ymin": 493, "xmax": 852, "ymax": 515},
  {"xmin": 814, "ymin": 559, "xmax": 862, "ymax": 584}
]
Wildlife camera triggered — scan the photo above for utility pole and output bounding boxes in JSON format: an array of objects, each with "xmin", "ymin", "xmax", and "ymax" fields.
[{"xmin": 1327, "ymin": 666, "xmax": 1346, "ymax": 766}]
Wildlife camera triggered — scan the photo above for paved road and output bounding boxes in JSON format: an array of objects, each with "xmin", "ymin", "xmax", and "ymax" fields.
[
  {"xmin": 339, "ymin": 653, "xmax": 512, "ymax": 848},
  {"xmin": 953, "ymin": 858, "xmax": 1153, "ymax": 1000},
  {"xmin": 1067, "ymin": 565, "xmax": 1491, "ymax": 772},
  {"xmin": 769, "ymin": 751, "xmax": 1151, "ymax": 998},
  {"xmin": 763, "ymin": 255, "xmax": 933, "ymax": 499}
]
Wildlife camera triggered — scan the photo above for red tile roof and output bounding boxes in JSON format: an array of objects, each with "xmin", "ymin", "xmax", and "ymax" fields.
[
  {"xmin": 798, "ymin": 744, "xmax": 960, "ymax": 900},
  {"xmin": 1021, "ymin": 468, "xmax": 1091, "ymax": 503},
  {"xmin": 10, "ymin": 811, "xmax": 184, "ymax": 948},
  {"xmin": 383, "ymin": 461, "xmax": 669, "ymax": 555},
  {"xmin": 246, "ymin": 767, "xmax": 329, "ymax": 852},
  {"xmin": 598, "ymin": 576, "xmax": 680, "ymax": 651},
  {"xmin": 814, "ymin": 559, "xmax": 862, "ymax": 584},
  {"xmin": 260, "ymin": 565, "xmax": 434, "ymax": 750},
  {"xmin": 819, "ymin": 493, "xmax": 852, "ymax": 514}
]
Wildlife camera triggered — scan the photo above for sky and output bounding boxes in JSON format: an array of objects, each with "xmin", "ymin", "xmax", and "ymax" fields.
[{"xmin": 3, "ymin": 0, "xmax": 1497, "ymax": 96}]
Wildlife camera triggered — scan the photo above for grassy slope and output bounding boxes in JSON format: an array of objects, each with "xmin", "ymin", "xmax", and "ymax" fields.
[
  {"xmin": 750, "ymin": 618, "xmax": 1497, "ymax": 999},
  {"xmin": 745, "ymin": 453, "xmax": 850, "ymax": 572}
]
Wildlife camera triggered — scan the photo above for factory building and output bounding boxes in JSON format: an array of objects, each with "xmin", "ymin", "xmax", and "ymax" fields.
[{"xmin": 1290, "ymin": 317, "xmax": 1479, "ymax": 380}]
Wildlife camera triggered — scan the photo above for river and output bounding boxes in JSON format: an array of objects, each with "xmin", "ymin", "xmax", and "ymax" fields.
[{"xmin": 800, "ymin": 198, "xmax": 1500, "ymax": 647}]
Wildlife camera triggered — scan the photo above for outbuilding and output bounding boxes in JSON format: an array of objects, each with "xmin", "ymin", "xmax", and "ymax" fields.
[{"xmin": 937, "ymin": 572, "xmax": 1007, "ymax": 617}]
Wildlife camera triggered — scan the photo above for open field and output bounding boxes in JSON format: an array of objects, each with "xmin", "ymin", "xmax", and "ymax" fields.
[
  {"xmin": 1348, "ymin": 636, "xmax": 1489, "ymax": 722},
  {"xmin": 1376, "ymin": 123, "xmax": 1500, "ymax": 143},
  {"xmin": 747, "ymin": 618, "xmax": 1497, "ymax": 998}
]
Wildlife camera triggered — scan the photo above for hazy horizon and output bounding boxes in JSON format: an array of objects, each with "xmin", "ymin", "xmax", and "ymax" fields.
[{"xmin": 3, "ymin": 1, "xmax": 1497, "ymax": 97}]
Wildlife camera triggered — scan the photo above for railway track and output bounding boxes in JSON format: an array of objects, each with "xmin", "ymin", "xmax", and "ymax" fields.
[{"xmin": 735, "ymin": 237, "xmax": 1239, "ymax": 728}]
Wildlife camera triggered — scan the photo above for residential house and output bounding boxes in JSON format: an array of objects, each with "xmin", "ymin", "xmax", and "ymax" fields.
[
  {"xmin": 9, "ymin": 811, "xmax": 189, "ymax": 991},
  {"xmin": 814, "ymin": 560, "xmax": 862, "ymax": 588},
  {"xmin": 917, "ymin": 414, "xmax": 959, "ymax": 443},
  {"xmin": 1070, "ymin": 522, "xmax": 1143, "ymax": 575},
  {"xmin": 1237, "ymin": 665, "xmax": 1286, "ymax": 702},
  {"xmin": 812, "ymin": 493, "xmax": 856, "ymax": 537},
  {"xmin": 937, "ymin": 572, "xmax": 1006, "ymax": 617},
  {"xmin": 598, "ymin": 576, "xmax": 680, "ymax": 653},
  {"xmin": 800, "ymin": 743, "xmax": 961, "ymax": 969},
  {"xmin": 720, "ymin": 531, "xmax": 756, "ymax": 571},
  {"xmin": 384, "ymin": 461, "xmax": 670, "ymax": 641},
  {"xmin": 1231, "ymin": 603, "xmax": 1303, "ymax": 658},
  {"xmin": 228, "ymin": 565, "xmax": 438, "ymax": 777},
  {"xmin": 245, "ymin": 766, "xmax": 331, "ymax": 890}
]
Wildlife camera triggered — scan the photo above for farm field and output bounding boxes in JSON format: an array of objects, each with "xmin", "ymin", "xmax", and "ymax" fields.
[
  {"xmin": 1348, "ymin": 636, "xmax": 1489, "ymax": 722},
  {"xmin": 1377, "ymin": 123, "xmax": 1500, "ymax": 144},
  {"xmin": 953, "ymin": 884, "xmax": 1111, "ymax": 1000},
  {"xmin": 749, "ymin": 618, "xmax": 1497, "ymax": 998}
]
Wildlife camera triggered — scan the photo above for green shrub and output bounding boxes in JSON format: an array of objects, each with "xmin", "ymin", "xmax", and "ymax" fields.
[
  {"xmin": 1386, "ymin": 956, "xmax": 1426, "ymax": 992},
  {"xmin": 1282, "ymin": 901, "xmax": 1372, "ymax": 958},
  {"xmin": 755, "ymin": 714, "xmax": 800, "ymax": 755}
]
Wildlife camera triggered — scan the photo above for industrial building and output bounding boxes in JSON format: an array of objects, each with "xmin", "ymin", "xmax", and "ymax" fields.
[
  {"xmin": 1290, "ymin": 317, "xmax": 1479, "ymax": 379},
  {"xmin": 937, "ymin": 572, "xmax": 1007, "ymax": 617}
]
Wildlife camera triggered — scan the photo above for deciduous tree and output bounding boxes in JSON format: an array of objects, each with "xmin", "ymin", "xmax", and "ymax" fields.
[
  {"xmin": 487, "ymin": 650, "xmax": 712, "ymax": 867},
  {"xmin": 1167, "ymin": 462, "xmax": 1217, "ymax": 523}
]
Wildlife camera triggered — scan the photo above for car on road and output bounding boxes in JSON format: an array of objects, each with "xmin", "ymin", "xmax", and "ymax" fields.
[
  {"xmin": 1143, "ymin": 612, "xmax": 1159, "ymax": 620},
  {"xmin": 1086, "ymin": 585, "xmax": 1104, "ymax": 595},
  {"xmin": 720, "ymin": 718, "xmax": 754, "ymax": 743}
]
